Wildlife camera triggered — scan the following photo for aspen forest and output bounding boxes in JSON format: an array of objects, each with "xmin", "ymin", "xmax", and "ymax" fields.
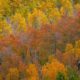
[{"xmin": 0, "ymin": 0, "xmax": 80, "ymax": 80}]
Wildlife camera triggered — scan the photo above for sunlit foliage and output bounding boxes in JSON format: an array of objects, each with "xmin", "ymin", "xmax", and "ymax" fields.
[{"xmin": 0, "ymin": 0, "xmax": 80, "ymax": 80}]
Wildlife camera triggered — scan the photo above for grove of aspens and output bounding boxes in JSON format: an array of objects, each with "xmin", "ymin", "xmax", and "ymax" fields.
[{"xmin": 0, "ymin": 0, "xmax": 80, "ymax": 80}]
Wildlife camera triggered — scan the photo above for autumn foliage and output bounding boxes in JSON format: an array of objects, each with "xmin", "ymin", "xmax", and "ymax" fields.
[{"xmin": 0, "ymin": 0, "xmax": 80, "ymax": 80}]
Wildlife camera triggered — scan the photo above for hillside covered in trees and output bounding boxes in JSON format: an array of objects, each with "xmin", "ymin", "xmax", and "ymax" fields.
[{"xmin": 0, "ymin": 0, "xmax": 80, "ymax": 80}]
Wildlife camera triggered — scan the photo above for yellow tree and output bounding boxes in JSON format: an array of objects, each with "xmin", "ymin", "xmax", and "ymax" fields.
[
  {"xmin": 75, "ymin": 40, "xmax": 80, "ymax": 59},
  {"xmin": 11, "ymin": 12, "xmax": 27, "ymax": 33},
  {"xmin": 42, "ymin": 56, "xmax": 67, "ymax": 80},
  {"xmin": 27, "ymin": 8, "xmax": 48, "ymax": 28},
  {"xmin": 26, "ymin": 64, "xmax": 39, "ymax": 80},
  {"xmin": 0, "ymin": 20, "xmax": 12, "ymax": 38},
  {"xmin": 0, "ymin": 0, "xmax": 10, "ymax": 18},
  {"xmin": 6, "ymin": 68, "xmax": 19, "ymax": 80}
]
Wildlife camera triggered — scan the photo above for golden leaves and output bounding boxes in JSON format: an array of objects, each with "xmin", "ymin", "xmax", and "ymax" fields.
[
  {"xmin": 6, "ymin": 68, "xmax": 19, "ymax": 80},
  {"xmin": 0, "ymin": 20, "xmax": 12, "ymax": 38},
  {"xmin": 26, "ymin": 64, "xmax": 39, "ymax": 80},
  {"xmin": 27, "ymin": 8, "xmax": 48, "ymax": 27},
  {"xmin": 11, "ymin": 12, "xmax": 27, "ymax": 32},
  {"xmin": 42, "ymin": 56, "xmax": 67, "ymax": 80}
]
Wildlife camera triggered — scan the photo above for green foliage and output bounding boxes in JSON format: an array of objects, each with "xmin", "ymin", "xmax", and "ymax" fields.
[
  {"xmin": 56, "ymin": 72, "xmax": 66, "ymax": 80},
  {"xmin": 67, "ymin": 67, "xmax": 80, "ymax": 80}
]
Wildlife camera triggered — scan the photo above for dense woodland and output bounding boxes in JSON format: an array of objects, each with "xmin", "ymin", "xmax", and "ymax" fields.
[{"xmin": 0, "ymin": 0, "xmax": 80, "ymax": 80}]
